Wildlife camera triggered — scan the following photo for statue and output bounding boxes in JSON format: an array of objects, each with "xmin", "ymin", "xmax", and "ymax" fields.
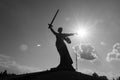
[{"xmin": 48, "ymin": 24, "xmax": 75, "ymax": 71}]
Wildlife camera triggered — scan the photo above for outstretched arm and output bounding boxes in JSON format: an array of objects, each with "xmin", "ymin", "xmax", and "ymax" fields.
[
  {"xmin": 48, "ymin": 24, "xmax": 57, "ymax": 35},
  {"xmin": 63, "ymin": 33, "xmax": 77, "ymax": 37}
]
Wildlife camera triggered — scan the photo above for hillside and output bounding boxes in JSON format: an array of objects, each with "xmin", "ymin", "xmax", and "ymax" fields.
[{"xmin": 6, "ymin": 69, "xmax": 108, "ymax": 80}]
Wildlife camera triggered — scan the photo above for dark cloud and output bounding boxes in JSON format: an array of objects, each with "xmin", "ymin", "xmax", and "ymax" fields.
[
  {"xmin": 73, "ymin": 44, "xmax": 98, "ymax": 61},
  {"xmin": 0, "ymin": 54, "xmax": 41, "ymax": 74},
  {"xmin": 106, "ymin": 43, "xmax": 120, "ymax": 62}
]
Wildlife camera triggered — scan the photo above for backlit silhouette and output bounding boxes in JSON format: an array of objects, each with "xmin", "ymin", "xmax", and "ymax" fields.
[{"xmin": 48, "ymin": 24, "xmax": 75, "ymax": 71}]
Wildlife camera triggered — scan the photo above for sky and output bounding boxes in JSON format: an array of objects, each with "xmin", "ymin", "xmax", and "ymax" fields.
[{"xmin": 0, "ymin": 0, "xmax": 120, "ymax": 78}]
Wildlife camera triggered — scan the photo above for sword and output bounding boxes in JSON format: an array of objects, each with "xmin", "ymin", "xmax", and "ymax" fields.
[{"xmin": 48, "ymin": 9, "xmax": 59, "ymax": 28}]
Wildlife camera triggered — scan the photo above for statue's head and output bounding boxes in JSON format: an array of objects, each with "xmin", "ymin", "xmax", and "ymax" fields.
[{"xmin": 58, "ymin": 27, "xmax": 63, "ymax": 33}]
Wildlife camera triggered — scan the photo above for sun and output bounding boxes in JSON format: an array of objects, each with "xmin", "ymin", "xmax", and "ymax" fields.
[{"xmin": 77, "ymin": 28, "xmax": 88, "ymax": 39}]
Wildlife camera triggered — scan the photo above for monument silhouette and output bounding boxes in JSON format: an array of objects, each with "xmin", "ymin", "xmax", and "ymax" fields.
[
  {"xmin": 48, "ymin": 24, "xmax": 75, "ymax": 71},
  {"xmin": 48, "ymin": 9, "xmax": 75, "ymax": 71}
]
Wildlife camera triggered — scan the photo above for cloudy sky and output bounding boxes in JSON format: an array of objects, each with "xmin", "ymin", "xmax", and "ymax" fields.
[{"xmin": 0, "ymin": 0, "xmax": 120, "ymax": 78}]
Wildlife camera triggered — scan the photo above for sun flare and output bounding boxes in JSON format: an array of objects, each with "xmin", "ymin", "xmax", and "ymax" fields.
[{"xmin": 77, "ymin": 28, "xmax": 88, "ymax": 38}]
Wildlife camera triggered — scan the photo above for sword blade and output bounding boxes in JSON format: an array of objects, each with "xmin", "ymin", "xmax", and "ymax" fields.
[{"xmin": 50, "ymin": 9, "xmax": 59, "ymax": 25}]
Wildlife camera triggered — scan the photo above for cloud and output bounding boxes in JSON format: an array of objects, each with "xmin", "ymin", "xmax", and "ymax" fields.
[
  {"xmin": 73, "ymin": 44, "xmax": 98, "ymax": 61},
  {"xmin": 14, "ymin": 64, "xmax": 41, "ymax": 73},
  {"xmin": 79, "ymin": 68, "xmax": 94, "ymax": 75},
  {"xmin": 0, "ymin": 54, "xmax": 15, "ymax": 68},
  {"xmin": 106, "ymin": 43, "xmax": 120, "ymax": 62},
  {"xmin": 0, "ymin": 54, "xmax": 41, "ymax": 74}
]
